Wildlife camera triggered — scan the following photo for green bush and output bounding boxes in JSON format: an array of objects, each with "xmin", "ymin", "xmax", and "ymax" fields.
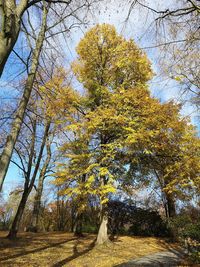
[
  {"xmin": 108, "ymin": 200, "xmax": 169, "ymax": 237},
  {"xmin": 82, "ymin": 224, "xmax": 98, "ymax": 233},
  {"xmin": 181, "ymin": 223, "xmax": 200, "ymax": 242},
  {"xmin": 189, "ymin": 252, "xmax": 200, "ymax": 264},
  {"xmin": 169, "ymin": 215, "xmax": 200, "ymax": 242},
  {"xmin": 169, "ymin": 214, "xmax": 200, "ymax": 264}
]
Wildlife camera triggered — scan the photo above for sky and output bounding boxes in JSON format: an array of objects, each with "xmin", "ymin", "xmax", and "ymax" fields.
[{"xmin": 0, "ymin": 0, "xmax": 199, "ymax": 198}]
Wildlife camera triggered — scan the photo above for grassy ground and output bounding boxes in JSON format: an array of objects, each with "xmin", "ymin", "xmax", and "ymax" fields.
[{"xmin": 0, "ymin": 231, "xmax": 188, "ymax": 266}]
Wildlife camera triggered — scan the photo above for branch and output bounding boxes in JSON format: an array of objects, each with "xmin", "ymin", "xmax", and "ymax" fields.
[
  {"xmin": 128, "ymin": 0, "xmax": 200, "ymax": 22},
  {"xmin": 17, "ymin": 0, "xmax": 28, "ymax": 17},
  {"xmin": 14, "ymin": 147, "xmax": 27, "ymax": 174},
  {"xmin": 26, "ymin": 0, "xmax": 72, "ymax": 11},
  {"xmin": 10, "ymin": 159, "xmax": 26, "ymax": 174},
  {"xmin": 13, "ymin": 49, "xmax": 29, "ymax": 71}
]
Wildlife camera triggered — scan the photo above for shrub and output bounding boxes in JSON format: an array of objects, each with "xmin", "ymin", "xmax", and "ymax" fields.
[{"xmin": 108, "ymin": 200, "xmax": 168, "ymax": 237}]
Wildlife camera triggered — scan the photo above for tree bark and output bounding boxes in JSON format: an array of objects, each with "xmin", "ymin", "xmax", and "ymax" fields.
[
  {"xmin": 96, "ymin": 207, "xmax": 109, "ymax": 245},
  {"xmin": 0, "ymin": 0, "xmax": 21, "ymax": 77},
  {"xmin": 28, "ymin": 175, "xmax": 45, "ymax": 232},
  {"xmin": 153, "ymin": 170, "xmax": 176, "ymax": 219},
  {"xmin": 166, "ymin": 193, "xmax": 176, "ymax": 218},
  {"xmin": 0, "ymin": 25, "xmax": 20, "ymax": 77},
  {"xmin": 96, "ymin": 165, "xmax": 109, "ymax": 245},
  {"xmin": 0, "ymin": 5, "xmax": 48, "ymax": 192},
  {"xmin": 7, "ymin": 190, "xmax": 29, "ymax": 239},
  {"xmin": 74, "ymin": 212, "xmax": 83, "ymax": 237},
  {"xmin": 28, "ymin": 139, "xmax": 51, "ymax": 232},
  {"xmin": 73, "ymin": 174, "xmax": 86, "ymax": 236}
]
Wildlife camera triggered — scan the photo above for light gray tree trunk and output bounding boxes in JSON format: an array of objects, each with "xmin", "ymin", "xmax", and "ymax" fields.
[
  {"xmin": 96, "ymin": 174, "xmax": 109, "ymax": 245},
  {"xmin": 0, "ymin": 4, "xmax": 48, "ymax": 192},
  {"xmin": 96, "ymin": 208, "xmax": 109, "ymax": 245}
]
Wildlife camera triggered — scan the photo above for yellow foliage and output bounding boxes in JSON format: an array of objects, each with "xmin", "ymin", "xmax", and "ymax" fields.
[{"xmin": 53, "ymin": 24, "xmax": 200, "ymax": 208}]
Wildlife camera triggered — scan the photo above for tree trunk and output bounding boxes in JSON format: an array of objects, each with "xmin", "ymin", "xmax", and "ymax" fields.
[
  {"xmin": 0, "ymin": 5, "xmax": 48, "ymax": 192},
  {"xmin": 7, "ymin": 190, "xmax": 29, "ymax": 239},
  {"xmin": 28, "ymin": 139, "xmax": 51, "ymax": 232},
  {"xmin": 96, "ymin": 209, "xmax": 109, "ymax": 245},
  {"xmin": 73, "ymin": 174, "xmax": 86, "ymax": 236},
  {"xmin": 165, "ymin": 193, "xmax": 177, "ymax": 239},
  {"xmin": 71, "ymin": 200, "xmax": 76, "ymax": 232},
  {"xmin": 154, "ymin": 170, "xmax": 176, "ymax": 219},
  {"xmin": 0, "ymin": 0, "xmax": 21, "ymax": 77},
  {"xmin": 28, "ymin": 176, "xmax": 45, "ymax": 232},
  {"xmin": 166, "ymin": 193, "xmax": 176, "ymax": 218},
  {"xmin": 96, "ymin": 172, "xmax": 109, "ymax": 245},
  {"xmin": 0, "ymin": 29, "xmax": 20, "ymax": 77},
  {"xmin": 74, "ymin": 212, "xmax": 83, "ymax": 237}
]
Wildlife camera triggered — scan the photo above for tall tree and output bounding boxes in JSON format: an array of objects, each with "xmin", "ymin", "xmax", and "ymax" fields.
[
  {"xmin": 7, "ymin": 114, "xmax": 51, "ymax": 239},
  {"xmin": 55, "ymin": 24, "xmax": 200, "ymax": 245},
  {"xmin": 0, "ymin": 3, "xmax": 48, "ymax": 192},
  {"xmin": 0, "ymin": 0, "xmax": 98, "ymax": 192},
  {"xmin": 0, "ymin": 0, "xmax": 76, "ymax": 77},
  {"xmin": 56, "ymin": 24, "xmax": 153, "ymax": 245}
]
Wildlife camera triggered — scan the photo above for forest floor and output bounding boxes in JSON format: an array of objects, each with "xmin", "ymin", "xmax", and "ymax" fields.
[{"xmin": 0, "ymin": 231, "xmax": 191, "ymax": 267}]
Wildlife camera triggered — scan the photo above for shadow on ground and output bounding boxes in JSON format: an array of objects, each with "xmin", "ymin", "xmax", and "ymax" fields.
[
  {"xmin": 0, "ymin": 237, "xmax": 77, "ymax": 262},
  {"xmin": 0, "ymin": 231, "xmax": 96, "ymax": 266},
  {"xmin": 52, "ymin": 238, "xmax": 96, "ymax": 267}
]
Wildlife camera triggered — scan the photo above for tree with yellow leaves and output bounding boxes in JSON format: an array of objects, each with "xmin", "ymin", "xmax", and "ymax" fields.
[
  {"xmin": 56, "ymin": 24, "xmax": 154, "ymax": 244},
  {"xmin": 122, "ymin": 99, "xmax": 200, "ymax": 219},
  {"xmin": 55, "ymin": 24, "xmax": 200, "ymax": 245}
]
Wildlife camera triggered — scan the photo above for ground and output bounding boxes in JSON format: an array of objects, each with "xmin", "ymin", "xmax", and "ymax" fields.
[{"xmin": 0, "ymin": 232, "xmax": 190, "ymax": 267}]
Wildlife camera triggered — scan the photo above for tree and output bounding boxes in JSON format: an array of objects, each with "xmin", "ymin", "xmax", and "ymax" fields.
[
  {"xmin": 28, "ymin": 68, "xmax": 77, "ymax": 232},
  {"xmin": 7, "ymin": 115, "xmax": 51, "ymax": 239},
  {"xmin": 0, "ymin": 0, "xmax": 83, "ymax": 77},
  {"xmin": 28, "ymin": 132, "xmax": 53, "ymax": 232},
  {"xmin": 0, "ymin": 0, "xmax": 98, "ymax": 192},
  {"xmin": 7, "ymin": 66, "xmax": 78, "ymax": 238},
  {"xmin": 122, "ymin": 100, "xmax": 200, "ymax": 218},
  {"xmin": 0, "ymin": 188, "xmax": 24, "ymax": 230},
  {"xmin": 56, "ymin": 23, "xmax": 154, "ymax": 245},
  {"xmin": 126, "ymin": 0, "xmax": 200, "ymax": 105},
  {"xmin": 55, "ymin": 24, "xmax": 200, "ymax": 245},
  {"xmin": 0, "ymin": 4, "xmax": 48, "ymax": 192}
]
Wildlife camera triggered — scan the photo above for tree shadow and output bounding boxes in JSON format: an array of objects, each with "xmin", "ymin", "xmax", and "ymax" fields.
[
  {"xmin": 52, "ymin": 238, "xmax": 96, "ymax": 267},
  {"xmin": 0, "ymin": 237, "xmax": 77, "ymax": 262},
  {"xmin": 0, "ymin": 231, "xmax": 74, "ymax": 248}
]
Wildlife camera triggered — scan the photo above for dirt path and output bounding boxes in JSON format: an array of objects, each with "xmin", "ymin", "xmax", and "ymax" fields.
[{"xmin": 115, "ymin": 249, "xmax": 188, "ymax": 266}]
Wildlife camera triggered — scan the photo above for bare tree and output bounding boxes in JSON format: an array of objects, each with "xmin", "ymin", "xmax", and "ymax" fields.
[
  {"xmin": 0, "ymin": 3, "xmax": 48, "ymax": 192},
  {"xmin": 126, "ymin": 0, "xmax": 200, "ymax": 104},
  {"xmin": 0, "ymin": 0, "xmax": 101, "ymax": 192},
  {"xmin": 0, "ymin": 0, "xmax": 75, "ymax": 77},
  {"xmin": 7, "ymin": 109, "xmax": 51, "ymax": 238}
]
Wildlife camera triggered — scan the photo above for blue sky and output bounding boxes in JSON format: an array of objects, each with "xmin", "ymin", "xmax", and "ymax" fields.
[{"xmin": 1, "ymin": 0, "xmax": 199, "ymax": 197}]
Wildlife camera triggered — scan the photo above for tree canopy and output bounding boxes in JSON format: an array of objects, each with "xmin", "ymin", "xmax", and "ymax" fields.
[{"xmin": 54, "ymin": 24, "xmax": 200, "ymax": 244}]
